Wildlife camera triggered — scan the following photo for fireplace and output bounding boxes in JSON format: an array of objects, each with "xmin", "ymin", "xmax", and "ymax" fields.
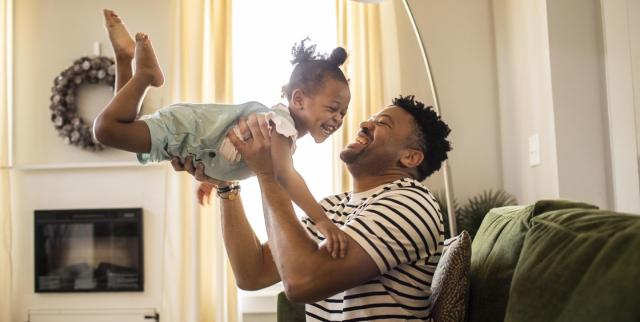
[{"xmin": 34, "ymin": 208, "xmax": 143, "ymax": 292}]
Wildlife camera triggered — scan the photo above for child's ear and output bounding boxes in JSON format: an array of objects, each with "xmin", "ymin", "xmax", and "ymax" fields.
[
  {"xmin": 291, "ymin": 89, "xmax": 305, "ymax": 110},
  {"xmin": 399, "ymin": 148, "xmax": 424, "ymax": 169}
]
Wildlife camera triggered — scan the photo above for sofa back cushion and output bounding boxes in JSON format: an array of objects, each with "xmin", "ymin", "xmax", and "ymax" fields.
[
  {"xmin": 468, "ymin": 200, "xmax": 596, "ymax": 322},
  {"xmin": 504, "ymin": 209, "xmax": 640, "ymax": 322}
]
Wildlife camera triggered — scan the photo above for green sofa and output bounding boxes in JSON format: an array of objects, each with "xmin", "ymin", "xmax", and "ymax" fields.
[
  {"xmin": 469, "ymin": 200, "xmax": 640, "ymax": 322},
  {"xmin": 278, "ymin": 200, "xmax": 640, "ymax": 322}
]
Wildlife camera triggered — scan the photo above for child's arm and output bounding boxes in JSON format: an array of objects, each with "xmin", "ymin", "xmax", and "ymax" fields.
[{"xmin": 270, "ymin": 133, "xmax": 349, "ymax": 259}]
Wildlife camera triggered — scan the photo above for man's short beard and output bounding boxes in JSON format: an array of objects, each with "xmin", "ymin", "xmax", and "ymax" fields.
[{"xmin": 339, "ymin": 150, "xmax": 357, "ymax": 164}]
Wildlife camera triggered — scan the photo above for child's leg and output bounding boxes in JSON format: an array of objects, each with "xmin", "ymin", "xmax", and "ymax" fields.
[
  {"xmin": 94, "ymin": 33, "xmax": 165, "ymax": 153},
  {"xmin": 103, "ymin": 9, "xmax": 135, "ymax": 92}
]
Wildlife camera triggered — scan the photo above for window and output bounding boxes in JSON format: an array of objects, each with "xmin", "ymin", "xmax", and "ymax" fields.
[{"xmin": 232, "ymin": 0, "xmax": 337, "ymax": 242}]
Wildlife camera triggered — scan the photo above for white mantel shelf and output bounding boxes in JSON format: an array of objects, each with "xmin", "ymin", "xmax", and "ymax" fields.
[{"xmin": 7, "ymin": 162, "xmax": 165, "ymax": 171}]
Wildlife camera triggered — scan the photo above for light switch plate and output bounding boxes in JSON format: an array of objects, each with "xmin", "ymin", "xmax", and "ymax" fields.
[{"xmin": 529, "ymin": 133, "xmax": 541, "ymax": 167}]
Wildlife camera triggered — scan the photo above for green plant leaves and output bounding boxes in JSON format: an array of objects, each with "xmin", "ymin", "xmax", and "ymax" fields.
[{"xmin": 434, "ymin": 189, "xmax": 517, "ymax": 239}]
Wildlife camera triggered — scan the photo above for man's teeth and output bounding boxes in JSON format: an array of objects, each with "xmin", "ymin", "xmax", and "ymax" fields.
[{"xmin": 355, "ymin": 136, "xmax": 369, "ymax": 145}]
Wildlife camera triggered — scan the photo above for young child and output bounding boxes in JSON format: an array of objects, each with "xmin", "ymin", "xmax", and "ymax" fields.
[{"xmin": 95, "ymin": 10, "xmax": 351, "ymax": 258}]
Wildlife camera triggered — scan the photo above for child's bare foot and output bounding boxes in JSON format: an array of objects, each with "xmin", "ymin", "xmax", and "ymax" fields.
[
  {"xmin": 134, "ymin": 32, "xmax": 165, "ymax": 87},
  {"xmin": 103, "ymin": 9, "xmax": 135, "ymax": 61}
]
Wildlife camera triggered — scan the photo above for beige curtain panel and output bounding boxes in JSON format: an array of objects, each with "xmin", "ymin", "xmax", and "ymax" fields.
[
  {"xmin": 161, "ymin": 1, "xmax": 237, "ymax": 321},
  {"xmin": 0, "ymin": 0, "xmax": 13, "ymax": 321},
  {"xmin": 334, "ymin": 0, "xmax": 386, "ymax": 192}
]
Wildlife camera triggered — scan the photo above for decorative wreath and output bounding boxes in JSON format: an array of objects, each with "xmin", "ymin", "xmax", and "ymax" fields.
[{"xmin": 49, "ymin": 56, "xmax": 116, "ymax": 151}]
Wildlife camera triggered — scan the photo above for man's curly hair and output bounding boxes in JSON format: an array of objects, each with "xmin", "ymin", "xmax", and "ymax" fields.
[{"xmin": 392, "ymin": 95, "xmax": 452, "ymax": 181}]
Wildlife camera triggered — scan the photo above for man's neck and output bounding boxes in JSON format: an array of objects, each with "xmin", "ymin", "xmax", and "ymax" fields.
[{"xmin": 351, "ymin": 173, "xmax": 411, "ymax": 193}]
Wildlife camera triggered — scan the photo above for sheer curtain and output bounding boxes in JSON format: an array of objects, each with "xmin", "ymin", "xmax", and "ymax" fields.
[
  {"xmin": 334, "ymin": 0, "xmax": 386, "ymax": 191},
  {"xmin": 0, "ymin": 0, "xmax": 12, "ymax": 321},
  {"xmin": 232, "ymin": 0, "xmax": 337, "ymax": 242},
  {"xmin": 161, "ymin": 1, "xmax": 237, "ymax": 321}
]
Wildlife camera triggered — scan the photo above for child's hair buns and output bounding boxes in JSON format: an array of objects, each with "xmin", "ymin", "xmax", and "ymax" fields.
[
  {"xmin": 327, "ymin": 47, "xmax": 347, "ymax": 67},
  {"xmin": 290, "ymin": 37, "xmax": 347, "ymax": 67}
]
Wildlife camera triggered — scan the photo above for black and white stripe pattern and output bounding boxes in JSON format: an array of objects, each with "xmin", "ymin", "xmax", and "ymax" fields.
[{"xmin": 302, "ymin": 178, "xmax": 444, "ymax": 321}]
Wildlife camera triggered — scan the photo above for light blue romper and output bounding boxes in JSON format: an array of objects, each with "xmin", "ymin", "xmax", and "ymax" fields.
[{"xmin": 137, "ymin": 101, "xmax": 296, "ymax": 181}]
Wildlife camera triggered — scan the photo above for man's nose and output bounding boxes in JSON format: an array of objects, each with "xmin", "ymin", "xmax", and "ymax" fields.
[{"xmin": 360, "ymin": 119, "xmax": 373, "ymax": 129}]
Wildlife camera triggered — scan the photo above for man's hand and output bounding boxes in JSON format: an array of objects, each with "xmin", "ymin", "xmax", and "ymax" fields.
[
  {"xmin": 228, "ymin": 114, "xmax": 275, "ymax": 177},
  {"xmin": 170, "ymin": 156, "xmax": 232, "ymax": 205}
]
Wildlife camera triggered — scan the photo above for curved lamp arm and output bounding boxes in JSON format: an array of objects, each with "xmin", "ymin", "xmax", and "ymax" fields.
[{"xmin": 348, "ymin": 0, "xmax": 457, "ymax": 236}]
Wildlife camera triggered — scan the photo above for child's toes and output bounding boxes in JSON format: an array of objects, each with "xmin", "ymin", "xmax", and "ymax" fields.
[{"xmin": 135, "ymin": 32, "xmax": 145, "ymax": 42}]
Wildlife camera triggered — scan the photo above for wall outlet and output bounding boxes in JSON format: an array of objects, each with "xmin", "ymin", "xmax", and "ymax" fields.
[{"xmin": 529, "ymin": 133, "xmax": 541, "ymax": 167}]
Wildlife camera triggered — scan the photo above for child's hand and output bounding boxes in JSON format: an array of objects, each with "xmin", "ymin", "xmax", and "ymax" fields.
[
  {"xmin": 197, "ymin": 182, "xmax": 215, "ymax": 206},
  {"xmin": 316, "ymin": 219, "xmax": 349, "ymax": 259},
  {"xmin": 171, "ymin": 156, "xmax": 232, "ymax": 205}
]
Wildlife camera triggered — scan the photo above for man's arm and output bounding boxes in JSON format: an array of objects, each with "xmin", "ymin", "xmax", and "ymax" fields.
[
  {"xmin": 228, "ymin": 116, "xmax": 381, "ymax": 303},
  {"xmin": 270, "ymin": 133, "xmax": 346, "ymax": 258},
  {"xmin": 171, "ymin": 156, "xmax": 281, "ymax": 290},
  {"xmin": 257, "ymin": 174, "xmax": 379, "ymax": 302},
  {"xmin": 219, "ymin": 192, "xmax": 281, "ymax": 290}
]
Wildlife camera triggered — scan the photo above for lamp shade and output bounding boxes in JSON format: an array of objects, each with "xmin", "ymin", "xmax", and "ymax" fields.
[{"xmin": 349, "ymin": 0, "xmax": 385, "ymax": 3}]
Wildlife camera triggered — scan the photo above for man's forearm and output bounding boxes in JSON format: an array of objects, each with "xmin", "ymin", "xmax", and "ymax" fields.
[
  {"xmin": 257, "ymin": 174, "xmax": 322, "ymax": 292},
  {"xmin": 220, "ymin": 195, "xmax": 280, "ymax": 290}
]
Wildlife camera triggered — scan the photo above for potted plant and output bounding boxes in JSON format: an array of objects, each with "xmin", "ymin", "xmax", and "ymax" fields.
[{"xmin": 435, "ymin": 189, "xmax": 517, "ymax": 239}]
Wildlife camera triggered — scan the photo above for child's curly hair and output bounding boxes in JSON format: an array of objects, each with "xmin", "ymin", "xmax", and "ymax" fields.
[
  {"xmin": 392, "ymin": 95, "xmax": 452, "ymax": 181},
  {"xmin": 282, "ymin": 38, "xmax": 349, "ymax": 100}
]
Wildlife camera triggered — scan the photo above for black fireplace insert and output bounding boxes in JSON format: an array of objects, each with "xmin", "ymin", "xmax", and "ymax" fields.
[{"xmin": 34, "ymin": 208, "xmax": 143, "ymax": 292}]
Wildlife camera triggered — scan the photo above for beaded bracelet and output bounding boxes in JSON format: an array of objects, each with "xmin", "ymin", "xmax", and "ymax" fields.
[{"xmin": 216, "ymin": 182, "xmax": 240, "ymax": 200}]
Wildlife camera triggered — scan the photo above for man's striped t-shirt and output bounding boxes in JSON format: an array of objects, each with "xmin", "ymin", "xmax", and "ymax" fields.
[{"xmin": 301, "ymin": 178, "xmax": 444, "ymax": 321}]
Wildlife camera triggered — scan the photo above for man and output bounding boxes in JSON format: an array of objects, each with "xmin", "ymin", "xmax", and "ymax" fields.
[{"xmin": 173, "ymin": 95, "xmax": 451, "ymax": 321}]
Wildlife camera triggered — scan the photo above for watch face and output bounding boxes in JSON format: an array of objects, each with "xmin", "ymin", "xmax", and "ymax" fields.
[{"xmin": 217, "ymin": 184, "xmax": 240, "ymax": 200}]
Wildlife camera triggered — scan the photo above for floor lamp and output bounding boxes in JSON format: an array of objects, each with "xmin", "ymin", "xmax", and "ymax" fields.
[{"xmin": 350, "ymin": 0, "xmax": 457, "ymax": 236}]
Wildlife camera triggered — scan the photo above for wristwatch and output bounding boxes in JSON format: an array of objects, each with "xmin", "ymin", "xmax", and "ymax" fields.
[{"xmin": 216, "ymin": 182, "xmax": 240, "ymax": 200}]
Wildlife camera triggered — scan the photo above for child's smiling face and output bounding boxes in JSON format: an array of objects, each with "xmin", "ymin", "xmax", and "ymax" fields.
[{"xmin": 293, "ymin": 78, "xmax": 351, "ymax": 143}]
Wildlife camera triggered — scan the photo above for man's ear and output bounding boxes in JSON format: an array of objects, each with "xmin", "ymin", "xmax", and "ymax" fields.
[
  {"xmin": 291, "ymin": 89, "xmax": 305, "ymax": 111},
  {"xmin": 399, "ymin": 148, "xmax": 424, "ymax": 169}
]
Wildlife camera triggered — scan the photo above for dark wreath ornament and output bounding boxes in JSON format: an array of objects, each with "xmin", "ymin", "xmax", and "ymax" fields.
[{"xmin": 49, "ymin": 56, "xmax": 116, "ymax": 151}]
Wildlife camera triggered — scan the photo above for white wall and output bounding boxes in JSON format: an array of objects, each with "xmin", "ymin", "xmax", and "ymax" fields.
[
  {"xmin": 11, "ymin": 166, "xmax": 167, "ymax": 321},
  {"xmin": 13, "ymin": 0, "xmax": 169, "ymax": 167},
  {"xmin": 630, "ymin": 0, "xmax": 640, "ymax": 167},
  {"xmin": 11, "ymin": 0, "xmax": 172, "ymax": 321},
  {"xmin": 600, "ymin": 0, "xmax": 640, "ymax": 213},
  {"xmin": 491, "ymin": 0, "xmax": 618, "ymax": 208},
  {"xmin": 391, "ymin": 0, "xmax": 503, "ymax": 203},
  {"xmin": 491, "ymin": 0, "xmax": 561, "ymax": 205},
  {"xmin": 391, "ymin": 0, "xmax": 624, "ymax": 209},
  {"xmin": 546, "ymin": 0, "xmax": 611, "ymax": 208}
]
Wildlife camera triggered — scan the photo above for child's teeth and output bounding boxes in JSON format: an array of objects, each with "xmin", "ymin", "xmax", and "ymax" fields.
[{"xmin": 322, "ymin": 125, "xmax": 334, "ymax": 134}]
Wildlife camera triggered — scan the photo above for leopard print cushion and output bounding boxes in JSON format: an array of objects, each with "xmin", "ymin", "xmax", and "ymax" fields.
[{"xmin": 431, "ymin": 231, "xmax": 471, "ymax": 322}]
